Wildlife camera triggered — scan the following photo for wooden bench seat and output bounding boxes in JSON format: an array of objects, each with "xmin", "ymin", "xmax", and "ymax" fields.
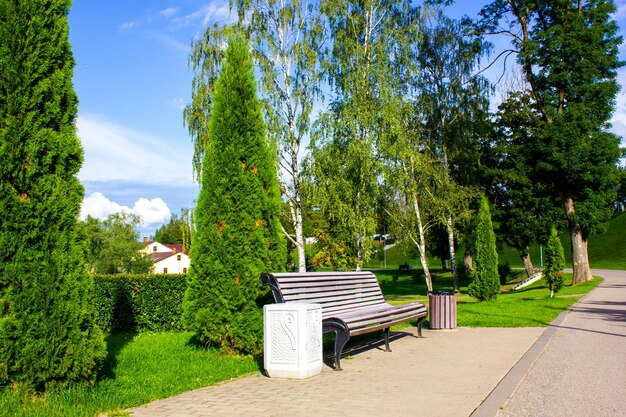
[{"xmin": 261, "ymin": 271, "xmax": 428, "ymax": 370}]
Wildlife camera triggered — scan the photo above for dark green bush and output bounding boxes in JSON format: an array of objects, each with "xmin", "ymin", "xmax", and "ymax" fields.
[
  {"xmin": 498, "ymin": 263, "xmax": 512, "ymax": 285},
  {"xmin": 93, "ymin": 274, "xmax": 186, "ymax": 333}
]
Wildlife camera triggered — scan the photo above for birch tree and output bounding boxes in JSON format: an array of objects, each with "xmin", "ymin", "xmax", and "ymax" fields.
[
  {"xmin": 249, "ymin": 0, "xmax": 325, "ymax": 272},
  {"xmin": 416, "ymin": 9, "xmax": 489, "ymax": 291},
  {"xmin": 310, "ymin": 0, "xmax": 421, "ymax": 271}
]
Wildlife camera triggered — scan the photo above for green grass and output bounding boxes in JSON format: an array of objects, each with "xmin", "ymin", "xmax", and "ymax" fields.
[
  {"xmin": 372, "ymin": 269, "xmax": 602, "ymax": 328},
  {"xmin": 0, "ymin": 332, "xmax": 258, "ymax": 417}
]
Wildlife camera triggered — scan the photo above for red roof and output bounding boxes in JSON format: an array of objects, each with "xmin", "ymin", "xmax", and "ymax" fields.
[{"xmin": 164, "ymin": 244, "xmax": 189, "ymax": 255}]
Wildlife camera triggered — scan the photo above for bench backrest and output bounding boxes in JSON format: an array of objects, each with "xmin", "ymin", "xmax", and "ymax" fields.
[{"xmin": 261, "ymin": 271, "xmax": 387, "ymax": 317}]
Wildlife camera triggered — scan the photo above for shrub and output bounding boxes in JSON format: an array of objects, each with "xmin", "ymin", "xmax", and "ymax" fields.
[
  {"xmin": 469, "ymin": 197, "xmax": 501, "ymax": 301},
  {"xmin": 92, "ymin": 274, "xmax": 187, "ymax": 333},
  {"xmin": 498, "ymin": 263, "xmax": 512, "ymax": 285},
  {"xmin": 544, "ymin": 227, "xmax": 566, "ymax": 298}
]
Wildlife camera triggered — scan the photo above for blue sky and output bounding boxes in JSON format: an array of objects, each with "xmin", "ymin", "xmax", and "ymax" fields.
[{"xmin": 69, "ymin": 1, "xmax": 626, "ymax": 238}]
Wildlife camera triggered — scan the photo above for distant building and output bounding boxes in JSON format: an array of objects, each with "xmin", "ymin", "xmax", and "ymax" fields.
[{"xmin": 142, "ymin": 238, "xmax": 190, "ymax": 274}]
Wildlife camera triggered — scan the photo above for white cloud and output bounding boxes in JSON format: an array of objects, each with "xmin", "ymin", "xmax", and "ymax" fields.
[
  {"xmin": 171, "ymin": 2, "xmax": 231, "ymax": 29},
  {"xmin": 144, "ymin": 30, "xmax": 189, "ymax": 53},
  {"xmin": 77, "ymin": 115, "xmax": 193, "ymax": 187},
  {"xmin": 81, "ymin": 192, "xmax": 171, "ymax": 227},
  {"xmin": 156, "ymin": 7, "xmax": 179, "ymax": 19},
  {"xmin": 81, "ymin": 192, "xmax": 130, "ymax": 220},
  {"xmin": 168, "ymin": 97, "xmax": 186, "ymax": 110},
  {"xmin": 119, "ymin": 21, "xmax": 139, "ymax": 32},
  {"xmin": 133, "ymin": 197, "xmax": 171, "ymax": 225},
  {"xmin": 614, "ymin": 2, "xmax": 626, "ymax": 20}
]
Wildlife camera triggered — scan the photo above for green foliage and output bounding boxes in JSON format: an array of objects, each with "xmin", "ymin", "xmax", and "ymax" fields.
[
  {"xmin": 183, "ymin": 36, "xmax": 286, "ymax": 356},
  {"xmin": 92, "ymin": 274, "xmax": 187, "ymax": 333},
  {"xmin": 311, "ymin": 230, "xmax": 357, "ymax": 271},
  {"xmin": 498, "ymin": 262, "xmax": 512, "ymax": 285},
  {"xmin": 469, "ymin": 197, "xmax": 501, "ymax": 301},
  {"xmin": 310, "ymin": 0, "xmax": 423, "ymax": 269},
  {"xmin": 0, "ymin": 0, "xmax": 105, "ymax": 390},
  {"xmin": 488, "ymin": 92, "xmax": 557, "ymax": 269},
  {"xmin": 544, "ymin": 228, "xmax": 566, "ymax": 298},
  {"xmin": 153, "ymin": 210, "xmax": 193, "ymax": 248},
  {"xmin": 0, "ymin": 332, "xmax": 257, "ymax": 417},
  {"xmin": 82, "ymin": 213, "xmax": 152, "ymax": 274},
  {"xmin": 479, "ymin": 0, "xmax": 623, "ymax": 282}
]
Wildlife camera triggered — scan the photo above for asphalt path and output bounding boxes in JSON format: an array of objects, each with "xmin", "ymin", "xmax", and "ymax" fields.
[{"xmin": 492, "ymin": 269, "xmax": 626, "ymax": 417}]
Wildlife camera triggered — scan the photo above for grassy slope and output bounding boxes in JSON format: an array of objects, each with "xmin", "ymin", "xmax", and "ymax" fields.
[
  {"xmin": 364, "ymin": 213, "xmax": 626, "ymax": 270},
  {"xmin": 499, "ymin": 213, "xmax": 626, "ymax": 269}
]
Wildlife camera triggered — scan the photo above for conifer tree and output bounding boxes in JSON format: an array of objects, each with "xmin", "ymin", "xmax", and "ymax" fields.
[
  {"xmin": 0, "ymin": 0, "xmax": 105, "ymax": 390},
  {"xmin": 183, "ymin": 35, "xmax": 285, "ymax": 355},
  {"xmin": 544, "ymin": 227, "xmax": 566, "ymax": 298},
  {"xmin": 469, "ymin": 197, "xmax": 500, "ymax": 301}
]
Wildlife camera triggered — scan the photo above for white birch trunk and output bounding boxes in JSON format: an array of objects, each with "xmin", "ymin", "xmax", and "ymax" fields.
[
  {"xmin": 446, "ymin": 214, "xmax": 459, "ymax": 292},
  {"xmin": 413, "ymin": 193, "xmax": 433, "ymax": 292}
]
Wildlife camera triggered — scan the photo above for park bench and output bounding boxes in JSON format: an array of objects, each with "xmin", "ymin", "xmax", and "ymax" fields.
[
  {"xmin": 399, "ymin": 263, "xmax": 411, "ymax": 270},
  {"xmin": 260, "ymin": 271, "xmax": 428, "ymax": 370}
]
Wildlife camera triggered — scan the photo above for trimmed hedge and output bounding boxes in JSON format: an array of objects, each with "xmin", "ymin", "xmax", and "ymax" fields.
[{"xmin": 93, "ymin": 274, "xmax": 186, "ymax": 333}]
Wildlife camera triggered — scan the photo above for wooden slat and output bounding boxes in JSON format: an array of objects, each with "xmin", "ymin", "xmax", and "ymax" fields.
[
  {"xmin": 349, "ymin": 315, "xmax": 425, "ymax": 336},
  {"xmin": 322, "ymin": 299, "xmax": 387, "ymax": 316},
  {"xmin": 333, "ymin": 303, "xmax": 425, "ymax": 321},
  {"xmin": 279, "ymin": 280, "xmax": 381, "ymax": 291},
  {"xmin": 280, "ymin": 283, "xmax": 381, "ymax": 297},
  {"xmin": 283, "ymin": 290, "xmax": 383, "ymax": 304},
  {"xmin": 278, "ymin": 279, "xmax": 379, "ymax": 289},
  {"xmin": 344, "ymin": 308, "xmax": 427, "ymax": 329},
  {"xmin": 272, "ymin": 271, "xmax": 376, "ymax": 279}
]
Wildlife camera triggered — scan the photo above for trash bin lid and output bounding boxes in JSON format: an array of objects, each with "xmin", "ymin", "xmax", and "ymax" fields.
[{"xmin": 428, "ymin": 290, "xmax": 455, "ymax": 296}]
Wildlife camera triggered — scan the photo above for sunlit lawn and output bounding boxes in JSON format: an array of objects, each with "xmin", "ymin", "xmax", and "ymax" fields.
[
  {"xmin": 374, "ymin": 269, "xmax": 602, "ymax": 328},
  {"xmin": 0, "ymin": 332, "xmax": 258, "ymax": 417}
]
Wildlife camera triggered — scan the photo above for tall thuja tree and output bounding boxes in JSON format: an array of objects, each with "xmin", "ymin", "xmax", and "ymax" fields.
[
  {"xmin": 468, "ymin": 197, "xmax": 500, "ymax": 301},
  {"xmin": 416, "ymin": 8, "xmax": 490, "ymax": 292},
  {"xmin": 183, "ymin": 36, "xmax": 285, "ymax": 355},
  {"xmin": 0, "ymin": 0, "xmax": 105, "ymax": 390},
  {"xmin": 479, "ymin": 0, "xmax": 623, "ymax": 284},
  {"xmin": 310, "ymin": 0, "xmax": 420, "ymax": 270},
  {"xmin": 544, "ymin": 227, "xmax": 566, "ymax": 298}
]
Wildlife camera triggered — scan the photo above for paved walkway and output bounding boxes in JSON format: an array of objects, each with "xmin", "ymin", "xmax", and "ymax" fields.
[
  {"xmin": 490, "ymin": 269, "xmax": 626, "ymax": 417},
  {"xmin": 128, "ymin": 269, "xmax": 625, "ymax": 417}
]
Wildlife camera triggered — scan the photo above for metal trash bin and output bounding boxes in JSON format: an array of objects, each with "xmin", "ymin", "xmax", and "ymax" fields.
[{"xmin": 428, "ymin": 290, "xmax": 456, "ymax": 329}]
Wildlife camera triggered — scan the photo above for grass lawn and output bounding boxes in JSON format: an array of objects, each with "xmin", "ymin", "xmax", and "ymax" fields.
[
  {"xmin": 0, "ymin": 332, "xmax": 258, "ymax": 417},
  {"xmin": 373, "ymin": 269, "xmax": 602, "ymax": 328}
]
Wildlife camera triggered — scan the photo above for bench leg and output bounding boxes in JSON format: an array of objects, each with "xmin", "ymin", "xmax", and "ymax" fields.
[
  {"xmin": 417, "ymin": 316, "xmax": 426, "ymax": 338},
  {"xmin": 383, "ymin": 328, "xmax": 391, "ymax": 352},
  {"xmin": 333, "ymin": 330, "xmax": 349, "ymax": 371}
]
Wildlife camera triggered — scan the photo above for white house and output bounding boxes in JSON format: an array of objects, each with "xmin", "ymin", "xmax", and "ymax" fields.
[{"xmin": 142, "ymin": 239, "xmax": 190, "ymax": 274}]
